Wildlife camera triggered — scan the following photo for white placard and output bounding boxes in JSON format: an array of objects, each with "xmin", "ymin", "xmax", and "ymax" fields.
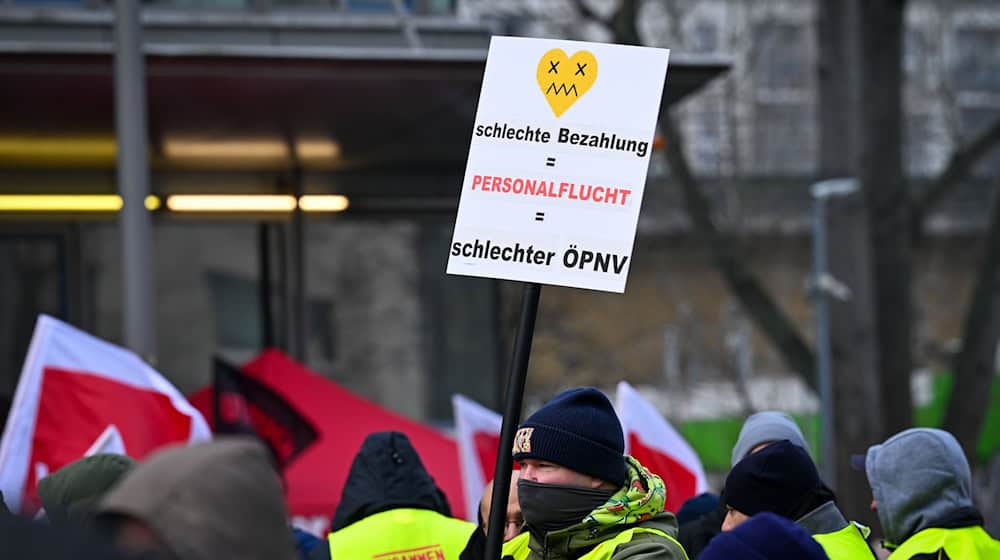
[{"xmin": 447, "ymin": 36, "xmax": 669, "ymax": 293}]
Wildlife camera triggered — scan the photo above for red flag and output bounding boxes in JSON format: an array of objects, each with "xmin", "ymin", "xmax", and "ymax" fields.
[
  {"xmin": 0, "ymin": 315, "xmax": 211, "ymax": 513},
  {"xmin": 616, "ymin": 381, "xmax": 707, "ymax": 513}
]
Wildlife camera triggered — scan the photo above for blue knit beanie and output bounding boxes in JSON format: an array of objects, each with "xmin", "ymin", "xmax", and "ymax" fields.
[
  {"xmin": 700, "ymin": 512, "xmax": 829, "ymax": 560},
  {"xmin": 677, "ymin": 492, "xmax": 721, "ymax": 525},
  {"xmin": 512, "ymin": 387, "xmax": 625, "ymax": 486}
]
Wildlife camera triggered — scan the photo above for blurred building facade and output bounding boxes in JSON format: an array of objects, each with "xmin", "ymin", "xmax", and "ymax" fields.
[
  {"xmin": 0, "ymin": 0, "xmax": 727, "ymax": 421},
  {"xmin": 0, "ymin": 0, "xmax": 998, "ymax": 424}
]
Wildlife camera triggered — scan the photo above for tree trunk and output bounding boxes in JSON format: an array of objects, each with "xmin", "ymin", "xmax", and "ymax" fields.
[
  {"xmin": 826, "ymin": 193, "xmax": 884, "ymax": 523},
  {"xmin": 942, "ymin": 186, "xmax": 1000, "ymax": 463},
  {"xmin": 610, "ymin": 0, "xmax": 640, "ymax": 46},
  {"xmin": 859, "ymin": 0, "xmax": 913, "ymax": 435},
  {"xmin": 816, "ymin": 0, "xmax": 883, "ymax": 523},
  {"xmin": 598, "ymin": 0, "xmax": 817, "ymax": 392},
  {"xmin": 817, "ymin": 0, "xmax": 861, "ymax": 176}
]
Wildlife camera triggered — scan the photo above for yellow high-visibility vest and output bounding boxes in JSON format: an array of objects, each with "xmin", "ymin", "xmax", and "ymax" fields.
[
  {"xmin": 812, "ymin": 522, "xmax": 876, "ymax": 560},
  {"xmin": 501, "ymin": 526, "xmax": 688, "ymax": 560},
  {"xmin": 502, "ymin": 532, "xmax": 531, "ymax": 560},
  {"xmin": 328, "ymin": 508, "xmax": 476, "ymax": 560},
  {"xmin": 887, "ymin": 526, "xmax": 1000, "ymax": 559}
]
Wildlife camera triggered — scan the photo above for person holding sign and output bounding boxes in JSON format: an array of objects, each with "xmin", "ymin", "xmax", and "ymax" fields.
[{"xmin": 502, "ymin": 388, "xmax": 687, "ymax": 560}]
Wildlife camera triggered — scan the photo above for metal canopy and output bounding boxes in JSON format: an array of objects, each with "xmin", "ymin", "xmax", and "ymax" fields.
[
  {"xmin": 0, "ymin": 6, "xmax": 731, "ymax": 206},
  {"xmin": 0, "ymin": 50, "xmax": 729, "ymax": 169}
]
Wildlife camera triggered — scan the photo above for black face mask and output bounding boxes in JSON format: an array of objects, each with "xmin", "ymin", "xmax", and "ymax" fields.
[{"xmin": 517, "ymin": 479, "xmax": 616, "ymax": 534}]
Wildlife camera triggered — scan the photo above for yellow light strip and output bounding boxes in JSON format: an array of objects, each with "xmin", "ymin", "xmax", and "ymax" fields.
[
  {"xmin": 0, "ymin": 195, "xmax": 162, "ymax": 212},
  {"xmin": 165, "ymin": 195, "xmax": 297, "ymax": 212},
  {"xmin": 296, "ymin": 139, "xmax": 342, "ymax": 161},
  {"xmin": 0, "ymin": 194, "xmax": 352, "ymax": 213},
  {"xmin": 298, "ymin": 195, "xmax": 349, "ymax": 212},
  {"xmin": 163, "ymin": 139, "xmax": 288, "ymax": 160},
  {"xmin": 0, "ymin": 136, "xmax": 118, "ymax": 166},
  {"xmin": 0, "ymin": 194, "xmax": 122, "ymax": 212}
]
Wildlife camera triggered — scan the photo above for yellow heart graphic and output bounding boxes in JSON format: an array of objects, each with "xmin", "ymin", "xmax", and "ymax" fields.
[{"xmin": 536, "ymin": 48, "xmax": 598, "ymax": 118}]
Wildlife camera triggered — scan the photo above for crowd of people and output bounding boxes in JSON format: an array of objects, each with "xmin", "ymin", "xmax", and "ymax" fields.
[{"xmin": 2, "ymin": 386, "xmax": 998, "ymax": 559}]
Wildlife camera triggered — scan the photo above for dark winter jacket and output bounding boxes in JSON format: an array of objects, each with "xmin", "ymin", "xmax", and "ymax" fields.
[
  {"xmin": 0, "ymin": 510, "xmax": 126, "ymax": 560},
  {"xmin": 293, "ymin": 526, "xmax": 325, "ymax": 559},
  {"xmin": 678, "ymin": 505, "xmax": 724, "ymax": 559},
  {"xmin": 680, "ymin": 411, "xmax": 813, "ymax": 559}
]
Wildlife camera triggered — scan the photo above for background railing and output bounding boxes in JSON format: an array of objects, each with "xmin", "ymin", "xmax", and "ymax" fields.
[{"xmin": 0, "ymin": 0, "xmax": 456, "ymax": 16}]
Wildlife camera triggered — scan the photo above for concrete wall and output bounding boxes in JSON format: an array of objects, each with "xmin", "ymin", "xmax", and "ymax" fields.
[{"xmin": 79, "ymin": 219, "xmax": 430, "ymax": 419}]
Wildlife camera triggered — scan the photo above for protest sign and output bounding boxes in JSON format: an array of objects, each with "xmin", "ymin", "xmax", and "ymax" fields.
[{"xmin": 449, "ymin": 36, "xmax": 669, "ymax": 293}]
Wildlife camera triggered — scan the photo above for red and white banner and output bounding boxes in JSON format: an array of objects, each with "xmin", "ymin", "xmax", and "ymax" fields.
[
  {"xmin": 616, "ymin": 381, "xmax": 707, "ymax": 513},
  {"xmin": 452, "ymin": 394, "xmax": 504, "ymax": 522},
  {"xmin": 0, "ymin": 315, "xmax": 211, "ymax": 513}
]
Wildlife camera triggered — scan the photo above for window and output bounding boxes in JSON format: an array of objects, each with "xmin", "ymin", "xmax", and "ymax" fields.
[
  {"xmin": 207, "ymin": 271, "xmax": 263, "ymax": 350},
  {"xmin": 953, "ymin": 25, "xmax": 1000, "ymax": 175},
  {"xmin": 750, "ymin": 19, "xmax": 815, "ymax": 175}
]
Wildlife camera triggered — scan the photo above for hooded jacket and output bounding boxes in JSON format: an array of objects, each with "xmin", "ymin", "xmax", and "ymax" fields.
[
  {"xmin": 310, "ymin": 431, "xmax": 475, "ymax": 560},
  {"xmin": 332, "ymin": 431, "xmax": 452, "ymax": 531},
  {"xmin": 98, "ymin": 438, "xmax": 297, "ymax": 560},
  {"xmin": 865, "ymin": 428, "xmax": 1000, "ymax": 559},
  {"xmin": 503, "ymin": 456, "xmax": 687, "ymax": 560}
]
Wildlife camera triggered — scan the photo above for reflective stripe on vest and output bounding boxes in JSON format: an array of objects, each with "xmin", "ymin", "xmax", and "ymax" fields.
[
  {"xmin": 501, "ymin": 527, "xmax": 688, "ymax": 560},
  {"xmin": 502, "ymin": 532, "xmax": 531, "ymax": 560},
  {"xmin": 813, "ymin": 522, "xmax": 876, "ymax": 560},
  {"xmin": 328, "ymin": 508, "xmax": 477, "ymax": 560},
  {"xmin": 887, "ymin": 526, "xmax": 1000, "ymax": 560}
]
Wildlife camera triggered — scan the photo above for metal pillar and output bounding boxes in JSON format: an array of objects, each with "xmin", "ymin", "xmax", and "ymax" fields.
[
  {"xmin": 114, "ymin": 0, "xmax": 156, "ymax": 362},
  {"xmin": 810, "ymin": 178, "xmax": 858, "ymax": 484},
  {"xmin": 258, "ymin": 223, "xmax": 275, "ymax": 349},
  {"xmin": 288, "ymin": 168, "xmax": 307, "ymax": 362}
]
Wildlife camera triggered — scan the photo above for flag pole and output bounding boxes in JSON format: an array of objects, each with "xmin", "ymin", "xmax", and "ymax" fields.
[{"xmin": 484, "ymin": 281, "xmax": 541, "ymax": 560}]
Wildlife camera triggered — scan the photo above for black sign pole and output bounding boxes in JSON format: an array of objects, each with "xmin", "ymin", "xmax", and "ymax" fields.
[{"xmin": 484, "ymin": 281, "xmax": 542, "ymax": 560}]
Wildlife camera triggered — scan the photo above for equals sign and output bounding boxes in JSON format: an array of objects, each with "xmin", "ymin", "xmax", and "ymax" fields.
[
  {"xmin": 545, "ymin": 157, "xmax": 556, "ymax": 167},
  {"xmin": 535, "ymin": 212, "xmax": 545, "ymax": 222}
]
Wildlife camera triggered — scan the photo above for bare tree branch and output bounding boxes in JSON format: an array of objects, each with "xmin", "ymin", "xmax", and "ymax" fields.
[
  {"xmin": 573, "ymin": 0, "xmax": 818, "ymax": 391},
  {"xmin": 942, "ymin": 183, "xmax": 1000, "ymax": 464},
  {"xmin": 567, "ymin": 0, "xmax": 611, "ymax": 27},
  {"xmin": 912, "ymin": 116, "xmax": 1000, "ymax": 242},
  {"xmin": 610, "ymin": 0, "xmax": 641, "ymax": 46},
  {"xmin": 658, "ymin": 110, "xmax": 818, "ymax": 393}
]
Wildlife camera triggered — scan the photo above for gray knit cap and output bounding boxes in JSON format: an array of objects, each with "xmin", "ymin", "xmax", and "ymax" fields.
[{"xmin": 730, "ymin": 411, "xmax": 811, "ymax": 467}]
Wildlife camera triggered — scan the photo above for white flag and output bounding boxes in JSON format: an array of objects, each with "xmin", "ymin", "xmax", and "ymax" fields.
[
  {"xmin": 452, "ymin": 394, "xmax": 503, "ymax": 522},
  {"xmin": 616, "ymin": 381, "xmax": 708, "ymax": 513}
]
